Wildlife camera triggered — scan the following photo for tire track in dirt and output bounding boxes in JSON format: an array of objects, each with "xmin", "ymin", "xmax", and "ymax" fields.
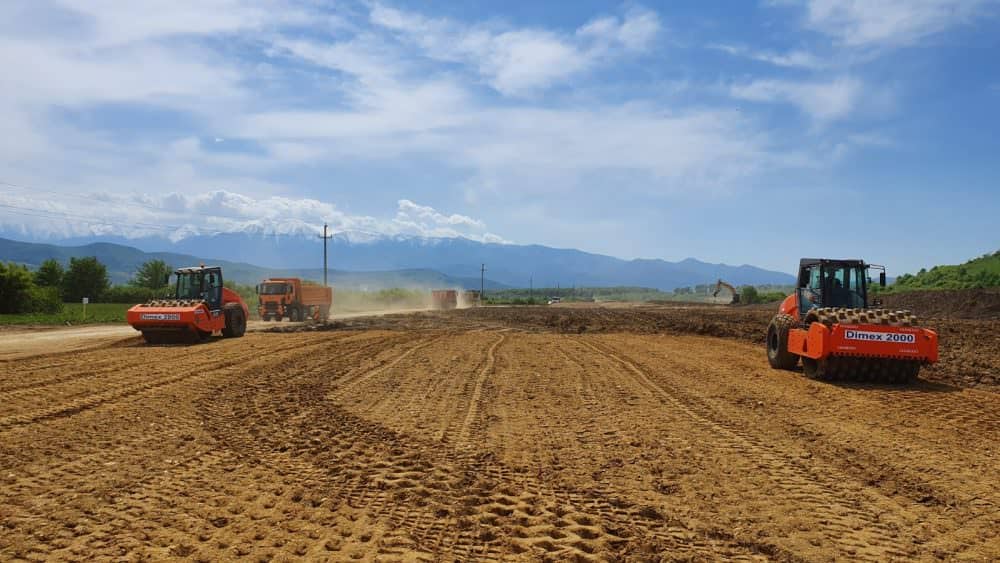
[
  {"xmin": 579, "ymin": 337, "xmax": 915, "ymax": 562},
  {"xmin": 546, "ymin": 339, "xmax": 795, "ymax": 561},
  {"xmin": 0, "ymin": 356, "xmax": 130, "ymax": 392},
  {"xmin": 456, "ymin": 331, "xmax": 507, "ymax": 445},
  {"xmin": 613, "ymin": 335, "xmax": 1000, "ymax": 558},
  {"xmin": 0, "ymin": 336, "xmax": 348, "ymax": 432},
  {"xmin": 0, "ymin": 331, "xmax": 395, "ymax": 561},
  {"xmin": 433, "ymin": 332, "xmax": 774, "ymax": 561},
  {"xmin": 327, "ymin": 333, "xmax": 446, "ymax": 401},
  {"xmin": 0, "ymin": 358, "xmax": 239, "ymax": 431},
  {"xmin": 200, "ymin": 330, "xmax": 771, "ymax": 561},
  {"xmin": 0, "ymin": 336, "xmax": 196, "ymax": 393}
]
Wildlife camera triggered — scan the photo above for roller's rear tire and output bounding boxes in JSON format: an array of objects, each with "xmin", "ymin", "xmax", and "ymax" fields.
[
  {"xmin": 223, "ymin": 306, "xmax": 246, "ymax": 338},
  {"xmin": 766, "ymin": 314, "xmax": 799, "ymax": 370}
]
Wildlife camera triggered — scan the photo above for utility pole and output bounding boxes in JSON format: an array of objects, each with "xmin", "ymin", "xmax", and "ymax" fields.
[
  {"xmin": 318, "ymin": 223, "xmax": 333, "ymax": 286},
  {"xmin": 529, "ymin": 275, "xmax": 533, "ymax": 302},
  {"xmin": 481, "ymin": 263, "xmax": 486, "ymax": 301}
]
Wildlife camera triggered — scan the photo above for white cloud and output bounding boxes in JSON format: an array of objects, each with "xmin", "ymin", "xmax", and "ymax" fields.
[
  {"xmin": 43, "ymin": 0, "xmax": 318, "ymax": 46},
  {"xmin": 710, "ymin": 43, "xmax": 824, "ymax": 69},
  {"xmin": 730, "ymin": 76, "xmax": 864, "ymax": 122},
  {"xmin": 396, "ymin": 199, "xmax": 484, "ymax": 229},
  {"xmin": 801, "ymin": 0, "xmax": 993, "ymax": 47},
  {"xmin": 0, "ymin": 39, "xmax": 243, "ymax": 109},
  {"xmin": 369, "ymin": 3, "xmax": 660, "ymax": 96},
  {"xmin": 0, "ymin": 1, "xmax": 842, "ymax": 251},
  {"xmin": 0, "ymin": 187, "xmax": 507, "ymax": 243},
  {"xmin": 576, "ymin": 7, "xmax": 661, "ymax": 51}
]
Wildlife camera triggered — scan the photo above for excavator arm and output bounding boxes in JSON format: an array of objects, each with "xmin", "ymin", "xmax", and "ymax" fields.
[
  {"xmin": 712, "ymin": 279, "xmax": 740, "ymax": 304},
  {"xmin": 712, "ymin": 279, "xmax": 737, "ymax": 298}
]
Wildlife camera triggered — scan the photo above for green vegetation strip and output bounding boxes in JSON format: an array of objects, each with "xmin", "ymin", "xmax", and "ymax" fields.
[{"xmin": 0, "ymin": 303, "xmax": 132, "ymax": 326}]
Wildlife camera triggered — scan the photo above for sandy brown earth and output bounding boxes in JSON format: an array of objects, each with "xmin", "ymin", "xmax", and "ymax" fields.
[{"xmin": 1, "ymin": 306, "xmax": 997, "ymax": 561}]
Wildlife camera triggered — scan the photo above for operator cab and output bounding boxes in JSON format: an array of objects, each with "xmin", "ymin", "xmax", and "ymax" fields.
[
  {"xmin": 796, "ymin": 259, "xmax": 886, "ymax": 318},
  {"xmin": 174, "ymin": 266, "xmax": 224, "ymax": 310}
]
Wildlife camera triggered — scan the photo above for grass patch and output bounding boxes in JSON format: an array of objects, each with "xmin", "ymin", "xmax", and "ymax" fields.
[{"xmin": 0, "ymin": 303, "xmax": 132, "ymax": 325}]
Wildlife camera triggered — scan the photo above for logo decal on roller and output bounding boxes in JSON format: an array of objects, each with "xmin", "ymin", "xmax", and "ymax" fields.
[
  {"xmin": 844, "ymin": 329, "xmax": 915, "ymax": 344},
  {"xmin": 141, "ymin": 313, "xmax": 181, "ymax": 321}
]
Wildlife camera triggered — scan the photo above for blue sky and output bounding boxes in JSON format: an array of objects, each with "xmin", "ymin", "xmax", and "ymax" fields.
[{"xmin": 0, "ymin": 0, "xmax": 998, "ymax": 274}]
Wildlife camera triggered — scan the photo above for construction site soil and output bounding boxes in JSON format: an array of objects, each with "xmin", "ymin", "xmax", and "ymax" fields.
[{"xmin": 2, "ymin": 303, "xmax": 997, "ymax": 561}]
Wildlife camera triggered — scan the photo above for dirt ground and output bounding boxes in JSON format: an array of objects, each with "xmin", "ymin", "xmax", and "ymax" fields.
[{"xmin": 1, "ymin": 305, "xmax": 997, "ymax": 561}]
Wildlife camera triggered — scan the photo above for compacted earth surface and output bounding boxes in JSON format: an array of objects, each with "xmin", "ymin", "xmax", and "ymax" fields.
[{"xmin": 1, "ymin": 303, "xmax": 997, "ymax": 561}]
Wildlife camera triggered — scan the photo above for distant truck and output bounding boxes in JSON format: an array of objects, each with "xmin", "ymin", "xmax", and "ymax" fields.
[
  {"xmin": 432, "ymin": 289, "xmax": 458, "ymax": 310},
  {"xmin": 257, "ymin": 278, "xmax": 332, "ymax": 322},
  {"xmin": 463, "ymin": 290, "xmax": 481, "ymax": 307}
]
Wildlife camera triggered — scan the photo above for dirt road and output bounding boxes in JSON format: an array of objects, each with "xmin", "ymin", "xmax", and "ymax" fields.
[
  {"xmin": 1, "ymin": 310, "xmax": 997, "ymax": 561},
  {"xmin": 0, "ymin": 307, "xmax": 430, "ymax": 361}
]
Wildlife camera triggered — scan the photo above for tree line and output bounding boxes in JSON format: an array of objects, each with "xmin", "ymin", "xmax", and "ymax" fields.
[{"xmin": 0, "ymin": 258, "xmax": 175, "ymax": 314}]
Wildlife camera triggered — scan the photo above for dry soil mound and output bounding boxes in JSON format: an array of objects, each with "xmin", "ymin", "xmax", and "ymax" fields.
[{"xmin": 880, "ymin": 288, "xmax": 1000, "ymax": 320}]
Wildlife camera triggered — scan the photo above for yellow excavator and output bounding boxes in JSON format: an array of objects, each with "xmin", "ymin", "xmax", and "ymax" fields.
[{"xmin": 712, "ymin": 279, "xmax": 740, "ymax": 304}]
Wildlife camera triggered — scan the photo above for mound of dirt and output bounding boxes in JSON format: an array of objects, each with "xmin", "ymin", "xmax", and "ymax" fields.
[{"xmin": 880, "ymin": 288, "xmax": 1000, "ymax": 320}]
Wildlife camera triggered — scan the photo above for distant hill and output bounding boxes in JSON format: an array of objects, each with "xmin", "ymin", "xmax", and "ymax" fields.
[
  {"xmin": 891, "ymin": 250, "xmax": 1000, "ymax": 291},
  {"xmin": 0, "ymin": 238, "xmax": 506, "ymax": 290},
  {"xmin": 24, "ymin": 231, "xmax": 797, "ymax": 291}
]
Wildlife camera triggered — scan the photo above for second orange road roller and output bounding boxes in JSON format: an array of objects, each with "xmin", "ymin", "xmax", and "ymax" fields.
[{"xmin": 126, "ymin": 265, "xmax": 248, "ymax": 344}]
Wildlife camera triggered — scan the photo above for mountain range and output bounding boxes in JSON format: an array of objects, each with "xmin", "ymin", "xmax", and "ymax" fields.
[{"xmin": 0, "ymin": 232, "xmax": 795, "ymax": 290}]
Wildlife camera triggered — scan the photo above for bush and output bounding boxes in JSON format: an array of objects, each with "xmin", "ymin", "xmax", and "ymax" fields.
[
  {"xmin": 35, "ymin": 258, "xmax": 65, "ymax": 290},
  {"xmin": 758, "ymin": 291, "xmax": 788, "ymax": 303},
  {"xmin": 0, "ymin": 262, "xmax": 37, "ymax": 314},
  {"xmin": 224, "ymin": 280, "xmax": 259, "ymax": 311},
  {"xmin": 104, "ymin": 285, "xmax": 166, "ymax": 304},
  {"xmin": 132, "ymin": 259, "xmax": 172, "ymax": 289},
  {"xmin": 63, "ymin": 257, "xmax": 110, "ymax": 302},
  {"xmin": 739, "ymin": 286, "xmax": 759, "ymax": 304},
  {"xmin": 0, "ymin": 263, "xmax": 65, "ymax": 314},
  {"xmin": 28, "ymin": 286, "xmax": 64, "ymax": 314}
]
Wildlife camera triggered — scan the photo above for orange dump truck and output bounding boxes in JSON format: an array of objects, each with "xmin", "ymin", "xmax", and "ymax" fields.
[
  {"xmin": 257, "ymin": 278, "xmax": 332, "ymax": 322},
  {"xmin": 463, "ymin": 290, "xmax": 481, "ymax": 307},
  {"xmin": 432, "ymin": 289, "xmax": 458, "ymax": 310}
]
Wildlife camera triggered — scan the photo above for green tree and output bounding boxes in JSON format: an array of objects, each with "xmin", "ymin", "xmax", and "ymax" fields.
[
  {"xmin": 34, "ymin": 258, "xmax": 65, "ymax": 289},
  {"xmin": 0, "ymin": 262, "xmax": 36, "ymax": 314},
  {"xmin": 740, "ymin": 285, "xmax": 759, "ymax": 304},
  {"xmin": 62, "ymin": 257, "xmax": 110, "ymax": 302},
  {"xmin": 132, "ymin": 259, "xmax": 173, "ymax": 289}
]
